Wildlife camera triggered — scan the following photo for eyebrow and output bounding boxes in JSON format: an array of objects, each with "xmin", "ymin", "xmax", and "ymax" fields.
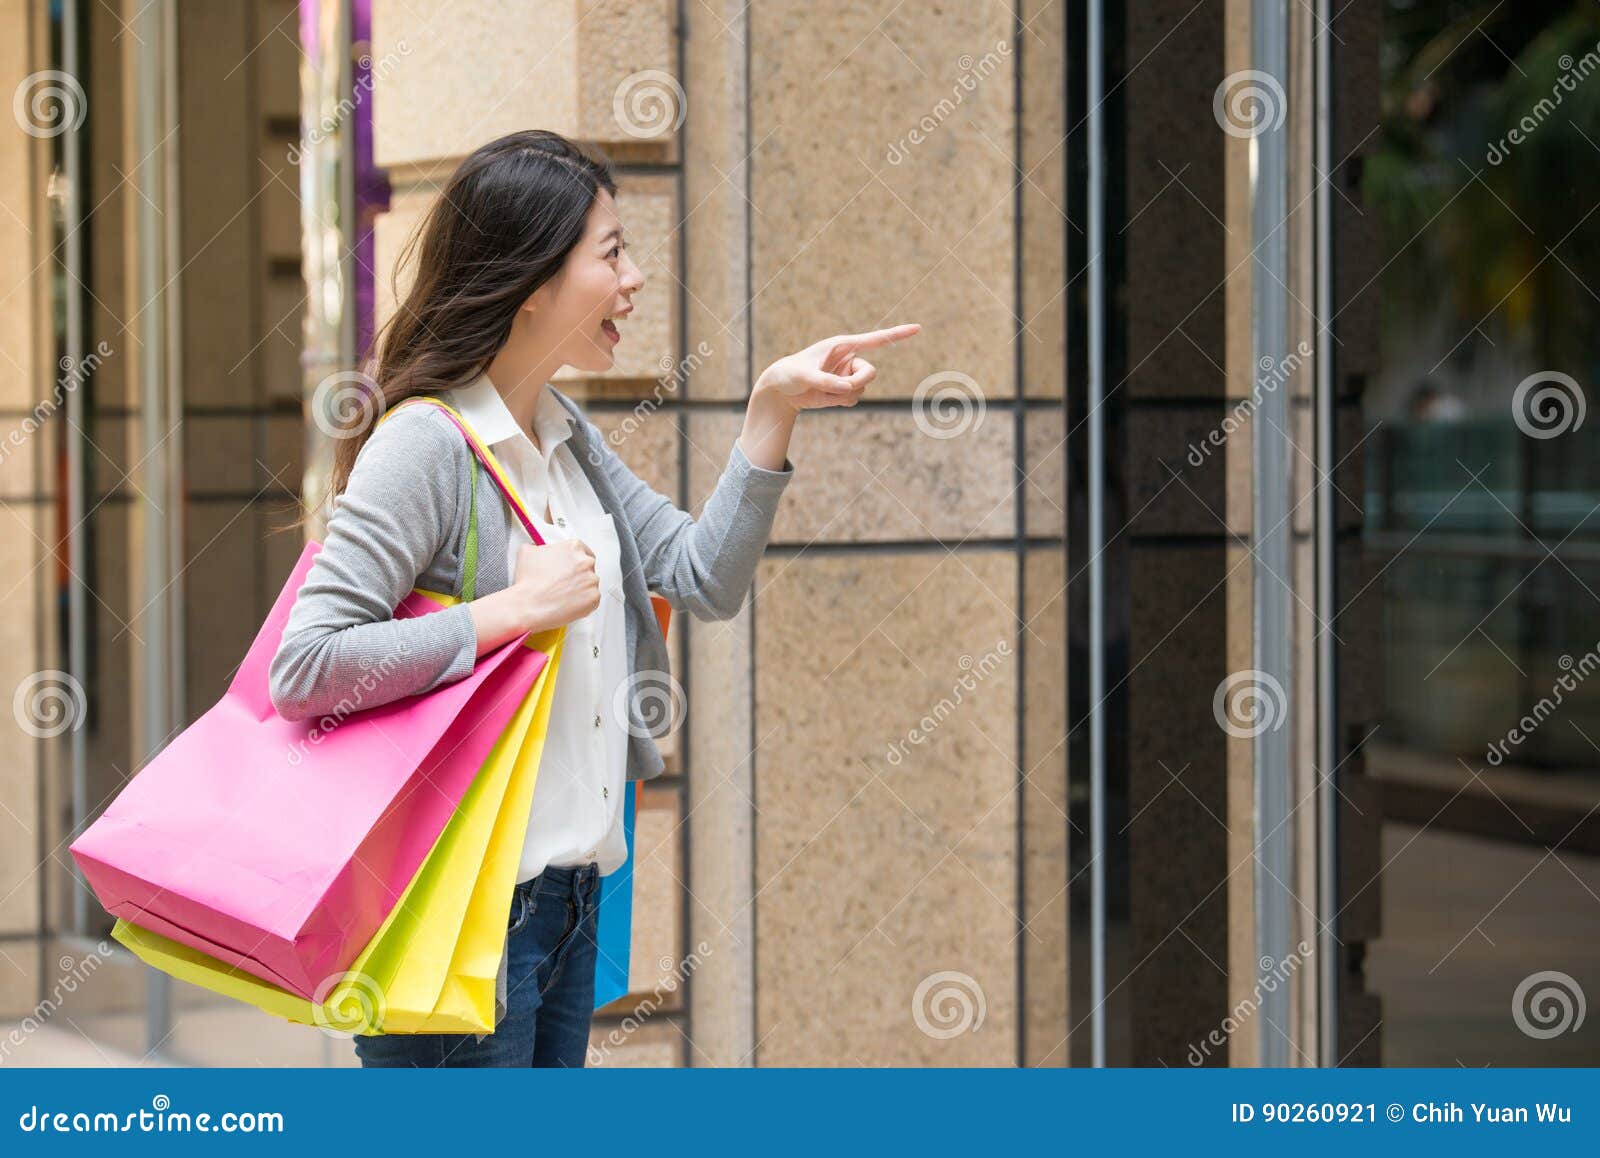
[{"xmin": 598, "ymin": 226, "xmax": 624, "ymax": 245}]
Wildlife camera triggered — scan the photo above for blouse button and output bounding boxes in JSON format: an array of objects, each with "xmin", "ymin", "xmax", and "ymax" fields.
[
  {"xmin": 592, "ymin": 644, "xmax": 600, "ymax": 658},
  {"xmin": 593, "ymin": 714, "xmax": 602, "ymax": 728},
  {"xmin": 556, "ymin": 516, "xmax": 567, "ymax": 527}
]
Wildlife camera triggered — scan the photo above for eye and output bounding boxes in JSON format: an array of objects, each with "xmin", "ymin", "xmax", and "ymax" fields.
[{"xmin": 607, "ymin": 239, "xmax": 628, "ymax": 260}]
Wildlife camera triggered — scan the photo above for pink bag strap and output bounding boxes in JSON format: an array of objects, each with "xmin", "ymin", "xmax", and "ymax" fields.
[
  {"xmin": 377, "ymin": 394, "xmax": 547, "ymax": 547},
  {"xmin": 373, "ymin": 392, "xmax": 677, "ymax": 647}
]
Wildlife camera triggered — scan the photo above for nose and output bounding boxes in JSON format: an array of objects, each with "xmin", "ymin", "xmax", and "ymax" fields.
[{"xmin": 620, "ymin": 249, "xmax": 644, "ymax": 294}]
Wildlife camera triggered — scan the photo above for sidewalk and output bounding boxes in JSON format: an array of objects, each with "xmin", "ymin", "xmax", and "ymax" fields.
[{"xmin": 0, "ymin": 1020, "xmax": 167, "ymax": 1067}]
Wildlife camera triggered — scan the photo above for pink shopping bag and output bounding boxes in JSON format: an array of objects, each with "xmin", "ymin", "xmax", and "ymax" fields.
[{"xmin": 70, "ymin": 539, "xmax": 551, "ymax": 1001}]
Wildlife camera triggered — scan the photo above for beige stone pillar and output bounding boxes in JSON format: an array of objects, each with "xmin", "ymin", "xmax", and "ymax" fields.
[
  {"xmin": 368, "ymin": 0, "xmax": 1070, "ymax": 1067},
  {"xmin": 0, "ymin": 0, "xmax": 53, "ymax": 1019},
  {"xmin": 726, "ymin": 0, "xmax": 1066, "ymax": 1066}
]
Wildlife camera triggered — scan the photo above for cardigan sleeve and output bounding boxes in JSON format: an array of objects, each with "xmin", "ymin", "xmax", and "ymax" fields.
[
  {"xmin": 267, "ymin": 404, "xmax": 480, "ymax": 723},
  {"xmin": 579, "ymin": 412, "xmax": 795, "ymax": 621}
]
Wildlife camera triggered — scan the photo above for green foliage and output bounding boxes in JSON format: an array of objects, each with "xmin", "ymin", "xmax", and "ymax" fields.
[{"xmin": 1366, "ymin": 0, "xmax": 1600, "ymax": 374}]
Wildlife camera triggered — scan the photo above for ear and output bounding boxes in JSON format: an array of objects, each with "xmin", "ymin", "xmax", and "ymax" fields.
[{"xmin": 522, "ymin": 278, "xmax": 554, "ymax": 314}]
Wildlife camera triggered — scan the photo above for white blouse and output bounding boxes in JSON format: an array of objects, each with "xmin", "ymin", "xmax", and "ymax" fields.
[{"xmin": 446, "ymin": 373, "xmax": 631, "ymax": 881}]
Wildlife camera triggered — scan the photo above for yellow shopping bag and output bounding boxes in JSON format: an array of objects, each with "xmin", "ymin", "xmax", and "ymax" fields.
[{"xmin": 114, "ymin": 613, "xmax": 565, "ymax": 1036}]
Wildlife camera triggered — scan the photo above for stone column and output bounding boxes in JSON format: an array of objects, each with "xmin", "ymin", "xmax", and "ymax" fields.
[
  {"xmin": 367, "ymin": 0, "xmax": 1071, "ymax": 1066},
  {"xmin": 0, "ymin": 0, "xmax": 52, "ymax": 1021},
  {"xmin": 725, "ymin": 0, "xmax": 1067, "ymax": 1066},
  {"xmin": 1120, "ymin": 0, "xmax": 1237, "ymax": 1065}
]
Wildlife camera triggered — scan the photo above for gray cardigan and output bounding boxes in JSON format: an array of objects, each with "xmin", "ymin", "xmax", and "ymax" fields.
[{"xmin": 267, "ymin": 385, "xmax": 795, "ymax": 783}]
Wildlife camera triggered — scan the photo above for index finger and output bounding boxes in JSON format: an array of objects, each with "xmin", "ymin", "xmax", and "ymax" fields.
[{"xmin": 838, "ymin": 323, "xmax": 921, "ymax": 350}]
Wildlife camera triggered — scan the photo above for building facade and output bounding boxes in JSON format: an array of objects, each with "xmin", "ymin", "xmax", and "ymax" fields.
[{"xmin": 1, "ymin": 0, "xmax": 1596, "ymax": 1068}]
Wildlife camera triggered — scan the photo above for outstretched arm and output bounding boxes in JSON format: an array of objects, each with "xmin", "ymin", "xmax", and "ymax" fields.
[
  {"xmin": 581, "ymin": 409, "xmax": 794, "ymax": 622},
  {"xmin": 584, "ymin": 322, "xmax": 921, "ymax": 621}
]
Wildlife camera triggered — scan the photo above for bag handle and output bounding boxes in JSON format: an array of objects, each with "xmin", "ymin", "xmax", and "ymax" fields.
[
  {"xmin": 376, "ymin": 394, "xmax": 548, "ymax": 548},
  {"xmin": 462, "ymin": 448, "xmax": 481, "ymax": 600},
  {"xmin": 376, "ymin": 391, "xmax": 674, "ymax": 641}
]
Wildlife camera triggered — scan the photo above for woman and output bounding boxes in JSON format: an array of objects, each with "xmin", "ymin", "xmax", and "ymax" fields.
[{"xmin": 267, "ymin": 129, "xmax": 918, "ymax": 1067}]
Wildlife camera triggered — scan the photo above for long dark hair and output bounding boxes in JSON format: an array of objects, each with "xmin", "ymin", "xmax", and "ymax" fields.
[{"xmin": 287, "ymin": 129, "xmax": 615, "ymax": 529}]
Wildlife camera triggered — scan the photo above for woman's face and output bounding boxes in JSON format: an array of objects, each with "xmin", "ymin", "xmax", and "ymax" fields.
[{"xmin": 525, "ymin": 188, "xmax": 644, "ymax": 374}]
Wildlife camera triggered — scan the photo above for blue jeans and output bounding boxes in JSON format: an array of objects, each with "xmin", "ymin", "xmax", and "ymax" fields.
[{"xmin": 351, "ymin": 861, "xmax": 601, "ymax": 1067}]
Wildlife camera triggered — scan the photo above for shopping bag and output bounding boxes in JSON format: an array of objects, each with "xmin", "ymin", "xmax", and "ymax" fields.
[
  {"xmin": 70, "ymin": 538, "xmax": 551, "ymax": 1001},
  {"xmin": 587, "ymin": 594, "xmax": 672, "ymax": 1008},
  {"xmin": 592, "ymin": 781, "xmax": 638, "ymax": 1009},
  {"xmin": 100, "ymin": 392, "xmax": 668, "ymax": 1025},
  {"xmin": 391, "ymin": 396, "xmax": 668, "ymax": 1014},
  {"xmin": 111, "ymin": 617, "xmax": 567, "ymax": 1034},
  {"xmin": 344, "ymin": 611, "xmax": 568, "ymax": 1032}
]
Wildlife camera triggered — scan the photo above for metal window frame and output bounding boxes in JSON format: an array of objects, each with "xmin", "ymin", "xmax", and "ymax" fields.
[
  {"xmin": 1085, "ymin": 0, "xmax": 1108, "ymax": 1070},
  {"xmin": 1251, "ymin": 0, "xmax": 1295, "ymax": 1068}
]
